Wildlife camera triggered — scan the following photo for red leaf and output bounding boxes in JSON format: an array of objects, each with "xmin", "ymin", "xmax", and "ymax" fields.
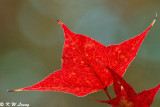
[
  {"xmin": 136, "ymin": 84, "xmax": 160, "ymax": 107},
  {"xmin": 99, "ymin": 58, "xmax": 160, "ymax": 107},
  {"xmin": 102, "ymin": 65, "xmax": 136, "ymax": 107},
  {"xmin": 104, "ymin": 68, "xmax": 160, "ymax": 107},
  {"xmin": 104, "ymin": 65, "xmax": 137, "ymax": 102},
  {"xmin": 10, "ymin": 18, "xmax": 155, "ymax": 96}
]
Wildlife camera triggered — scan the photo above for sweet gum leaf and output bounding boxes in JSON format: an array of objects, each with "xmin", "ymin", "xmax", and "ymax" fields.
[{"xmin": 9, "ymin": 17, "xmax": 156, "ymax": 97}]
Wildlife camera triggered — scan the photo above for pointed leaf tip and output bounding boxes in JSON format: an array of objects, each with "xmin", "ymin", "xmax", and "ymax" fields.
[
  {"xmin": 7, "ymin": 90, "xmax": 15, "ymax": 92},
  {"xmin": 7, "ymin": 89, "xmax": 22, "ymax": 92},
  {"xmin": 57, "ymin": 20, "xmax": 63, "ymax": 25},
  {"xmin": 151, "ymin": 15, "xmax": 157, "ymax": 27}
]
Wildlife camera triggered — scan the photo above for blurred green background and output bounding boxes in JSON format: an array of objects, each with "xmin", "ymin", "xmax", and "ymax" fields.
[{"xmin": 0, "ymin": 0, "xmax": 160, "ymax": 107}]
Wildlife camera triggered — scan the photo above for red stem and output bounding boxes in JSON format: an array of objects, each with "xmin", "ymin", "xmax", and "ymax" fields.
[{"xmin": 104, "ymin": 87, "xmax": 111, "ymax": 100}]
